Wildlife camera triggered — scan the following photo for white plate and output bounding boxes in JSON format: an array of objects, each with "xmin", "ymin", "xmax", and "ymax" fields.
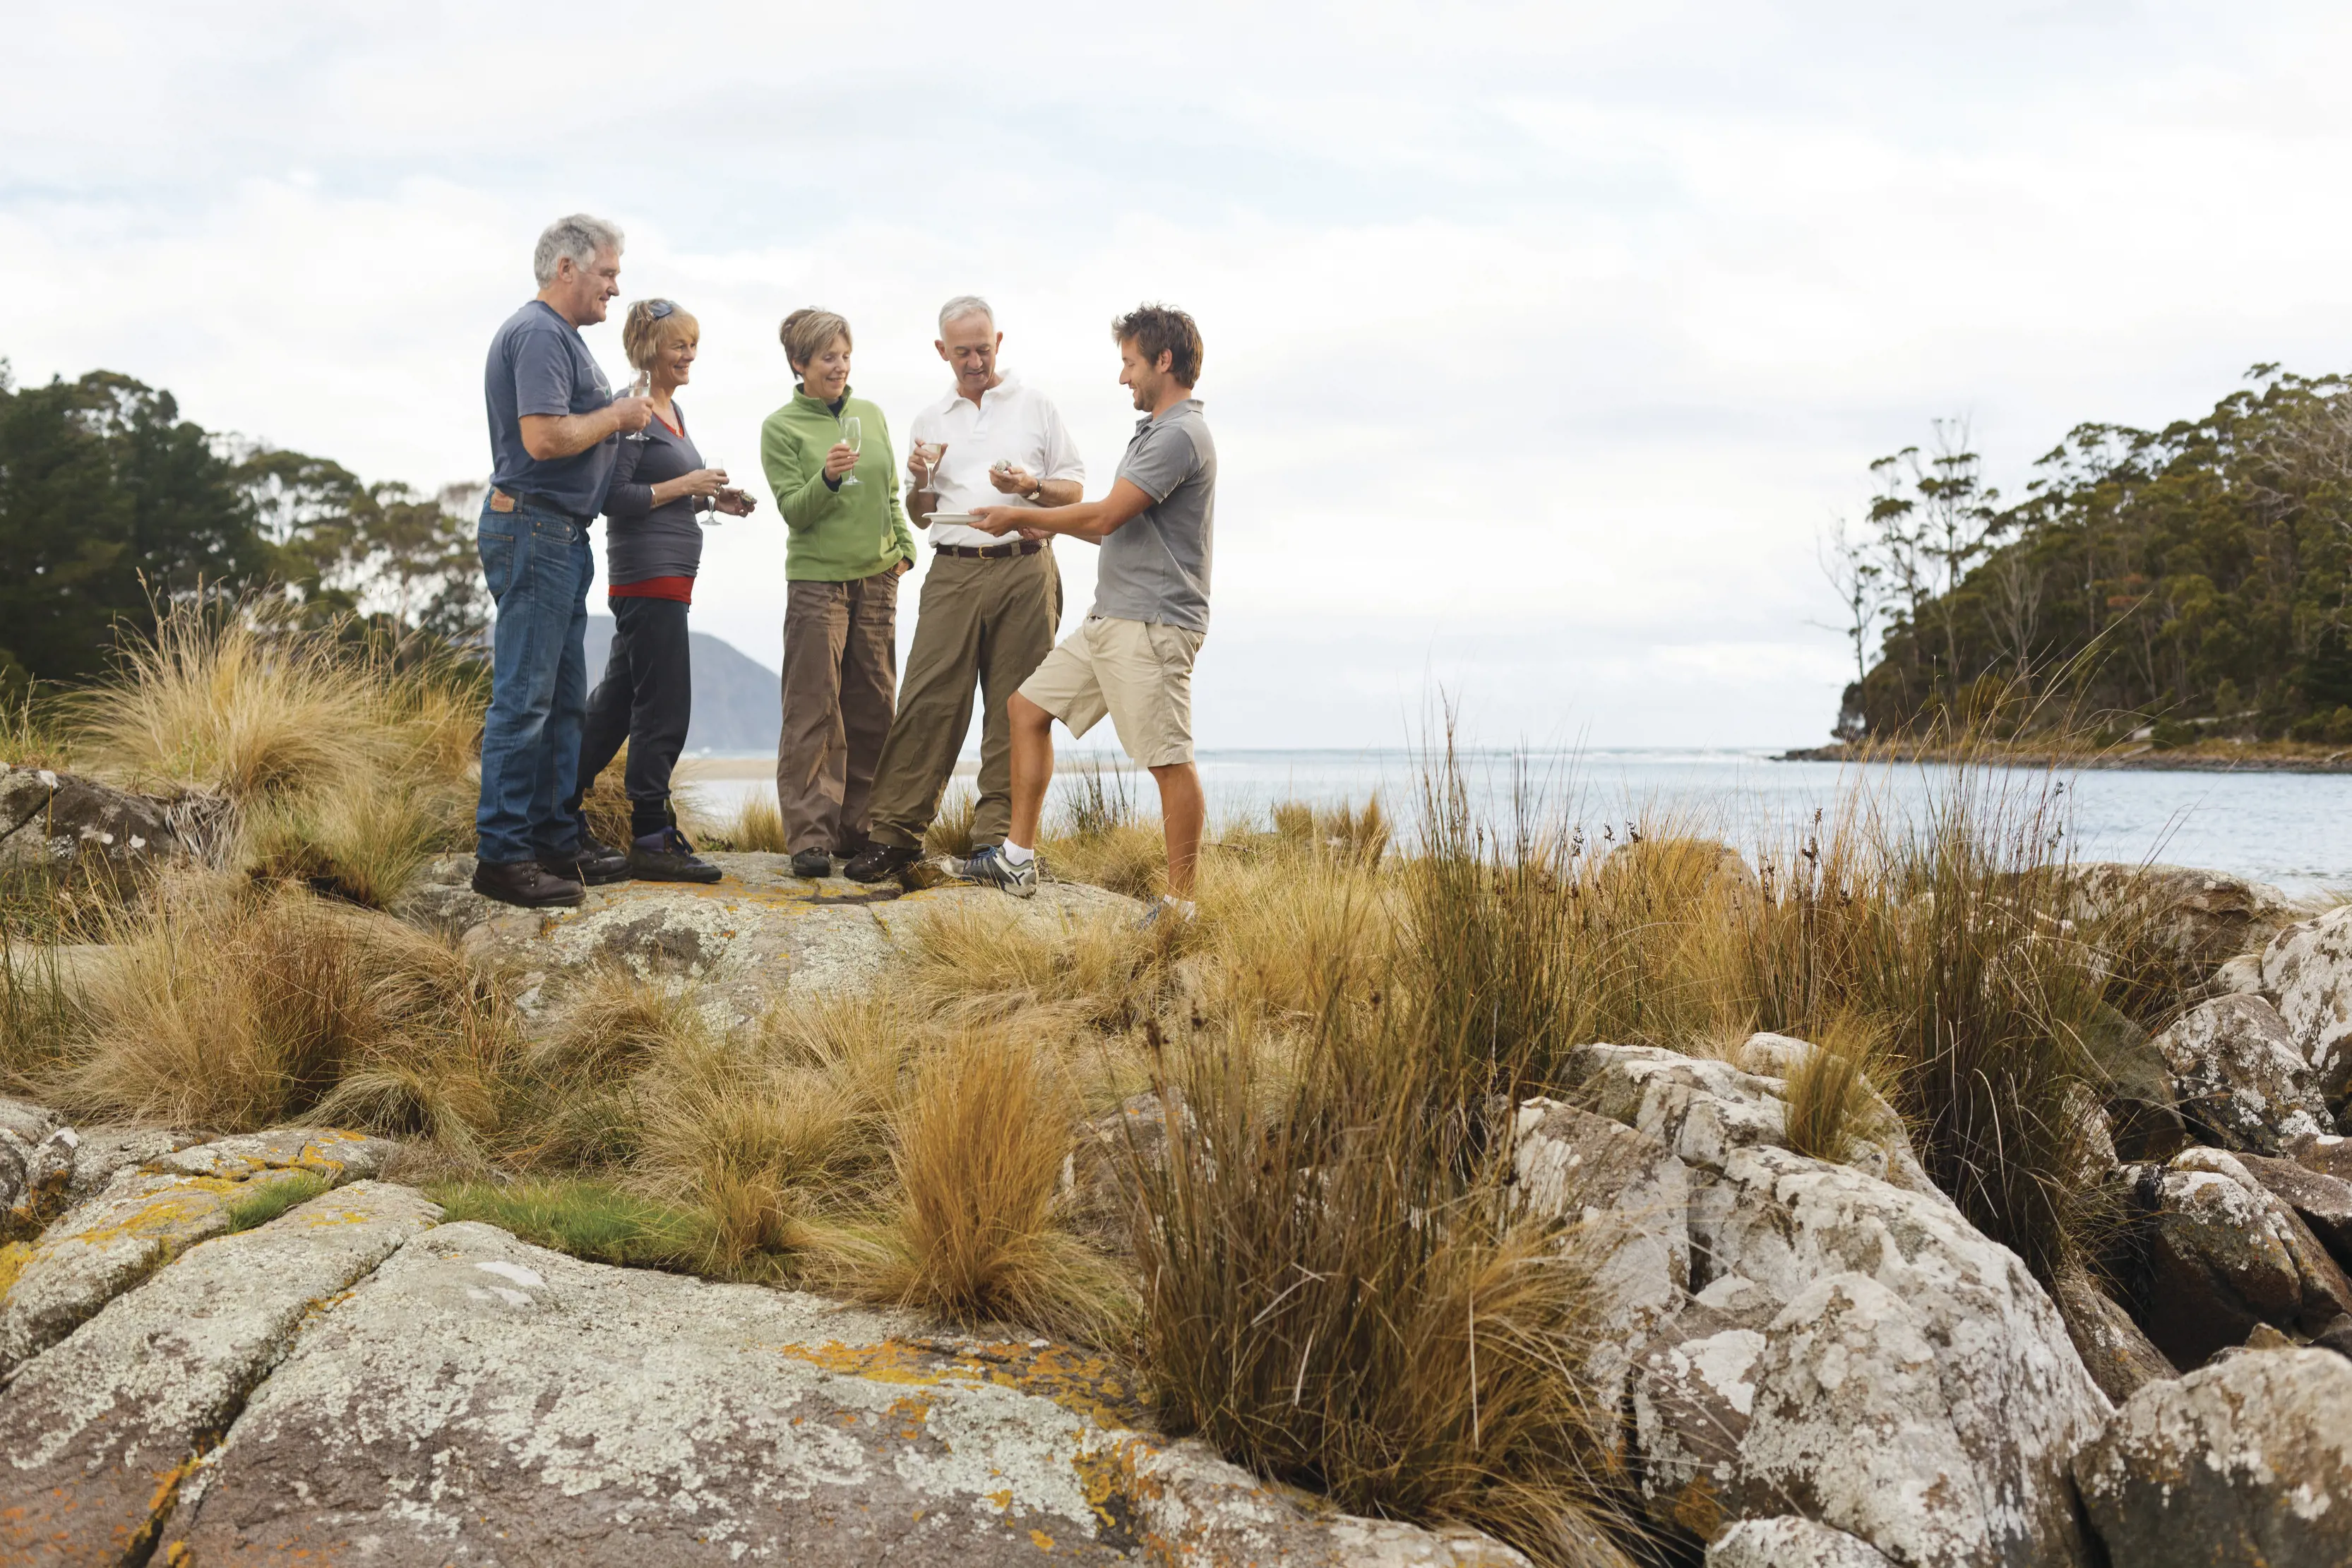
[{"xmin": 926, "ymin": 513, "xmax": 981, "ymax": 525}]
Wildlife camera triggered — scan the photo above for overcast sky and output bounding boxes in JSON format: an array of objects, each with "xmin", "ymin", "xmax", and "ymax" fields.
[{"xmin": 8, "ymin": 1, "xmax": 2351, "ymax": 749}]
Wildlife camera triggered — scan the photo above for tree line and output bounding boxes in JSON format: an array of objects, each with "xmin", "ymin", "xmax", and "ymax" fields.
[
  {"xmin": 0, "ymin": 361, "xmax": 484, "ymax": 696},
  {"xmin": 1825, "ymin": 366, "xmax": 2352, "ymax": 745}
]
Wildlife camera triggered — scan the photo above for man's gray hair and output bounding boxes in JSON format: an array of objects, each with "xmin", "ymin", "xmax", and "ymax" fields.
[
  {"xmin": 534, "ymin": 214, "xmax": 625, "ymax": 287},
  {"xmin": 937, "ymin": 294, "xmax": 996, "ymax": 334}
]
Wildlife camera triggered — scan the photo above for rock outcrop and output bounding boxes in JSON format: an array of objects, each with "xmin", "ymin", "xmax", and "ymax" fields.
[
  {"xmin": 397, "ymin": 851, "xmax": 1142, "ymax": 1020},
  {"xmin": 0, "ymin": 762, "xmax": 217, "ymax": 884},
  {"xmin": 2125, "ymin": 1147, "xmax": 2352, "ymax": 1367},
  {"xmin": 1525, "ymin": 1040, "xmax": 2111, "ymax": 1566},
  {"xmin": 2065, "ymin": 861, "xmax": 2308, "ymax": 978},
  {"xmin": 2255, "ymin": 901, "xmax": 2352, "ymax": 1108},
  {"xmin": 2153, "ymin": 993, "xmax": 2333, "ymax": 1153},
  {"xmin": 0, "ymin": 1105, "xmax": 1527, "ymax": 1567},
  {"xmin": 2072, "ymin": 1348, "xmax": 2352, "ymax": 1567}
]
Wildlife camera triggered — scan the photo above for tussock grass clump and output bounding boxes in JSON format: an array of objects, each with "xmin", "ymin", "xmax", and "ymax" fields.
[
  {"xmin": 1134, "ymin": 1032, "xmax": 1635, "ymax": 1565},
  {"xmin": 924, "ymin": 786, "xmax": 978, "ymax": 858},
  {"xmin": 224, "ymin": 1171, "xmax": 330, "ymax": 1233},
  {"xmin": 1270, "ymin": 794, "xmax": 1391, "ymax": 865},
  {"xmin": 72, "ymin": 602, "xmax": 486, "ymax": 908},
  {"xmin": 871, "ymin": 1031, "xmax": 1128, "ymax": 1343},
  {"xmin": 1774, "ymin": 1013, "xmax": 1894, "ymax": 1166},
  {"xmin": 704, "ymin": 791, "xmax": 787, "ymax": 854},
  {"xmin": 61, "ymin": 878, "xmax": 511, "ymax": 1144},
  {"xmin": 1044, "ymin": 759, "xmax": 1162, "ymax": 899},
  {"xmin": 904, "ymin": 902, "xmax": 1158, "ymax": 1032},
  {"xmin": 428, "ymin": 1178, "xmax": 713, "ymax": 1271}
]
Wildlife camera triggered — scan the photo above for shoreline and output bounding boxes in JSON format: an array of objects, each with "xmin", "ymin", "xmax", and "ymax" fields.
[{"xmin": 1774, "ymin": 743, "xmax": 2352, "ymax": 774}]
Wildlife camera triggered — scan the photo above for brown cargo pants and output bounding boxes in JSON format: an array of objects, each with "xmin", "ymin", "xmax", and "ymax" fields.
[
  {"xmin": 865, "ymin": 546, "xmax": 1061, "ymax": 852},
  {"xmin": 775, "ymin": 568, "xmax": 900, "ymax": 855}
]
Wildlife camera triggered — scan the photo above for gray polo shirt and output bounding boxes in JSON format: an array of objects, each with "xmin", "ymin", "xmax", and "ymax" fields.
[
  {"xmin": 484, "ymin": 300, "xmax": 617, "ymax": 518},
  {"xmin": 1096, "ymin": 399, "xmax": 1215, "ymax": 633}
]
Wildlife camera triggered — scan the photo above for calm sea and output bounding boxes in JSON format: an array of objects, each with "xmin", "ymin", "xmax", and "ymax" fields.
[{"xmin": 685, "ymin": 748, "xmax": 2352, "ymax": 897}]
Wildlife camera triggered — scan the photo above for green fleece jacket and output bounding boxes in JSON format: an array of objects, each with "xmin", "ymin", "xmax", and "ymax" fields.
[{"xmin": 760, "ymin": 387, "xmax": 915, "ymax": 581}]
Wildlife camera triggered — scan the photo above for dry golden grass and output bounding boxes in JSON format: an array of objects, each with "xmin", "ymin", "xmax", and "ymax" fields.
[
  {"xmin": 59, "ymin": 875, "xmax": 511, "ymax": 1145},
  {"xmin": 868, "ymin": 1031, "xmax": 1130, "ymax": 1343},
  {"xmin": 704, "ymin": 790, "xmax": 787, "ymax": 854},
  {"xmin": 1775, "ymin": 1012, "xmax": 1895, "ymax": 1165},
  {"xmin": 902, "ymin": 901, "xmax": 1158, "ymax": 1033},
  {"xmin": 924, "ymin": 786, "xmax": 978, "ymax": 858},
  {"xmin": 71, "ymin": 603, "xmax": 485, "ymax": 909}
]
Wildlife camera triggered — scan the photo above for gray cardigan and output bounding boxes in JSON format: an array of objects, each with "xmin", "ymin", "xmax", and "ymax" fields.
[{"xmin": 600, "ymin": 403, "xmax": 705, "ymax": 584}]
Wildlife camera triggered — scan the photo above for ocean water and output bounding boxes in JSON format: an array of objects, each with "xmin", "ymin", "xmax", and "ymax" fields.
[{"xmin": 685, "ymin": 748, "xmax": 2352, "ymax": 897}]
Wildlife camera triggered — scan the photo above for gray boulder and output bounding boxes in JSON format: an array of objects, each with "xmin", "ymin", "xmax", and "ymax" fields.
[
  {"xmin": 0, "ymin": 1181, "xmax": 438, "ymax": 1561},
  {"xmin": 0, "ymin": 762, "xmax": 216, "ymax": 883},
  {"xmin": 2236, "ymin": 1151, "xmax": 2352, "ymax": 1269},
  {"xmin": 1553, "ymin": 1042, "xmax": 2109, "ymax": 1567},
  {"xmin": 2073, "ymin": 1348, "xmax": 2352, "ymax": 1567},
  {"xmin": 398, "ymin": 851, "xmax": 1142, "ymax": 1021},
  {"xmin": 157, "ymin": 1219, "xmax": 1526, "ymax": 1567},
  {"xmin": 2132, "ymin": 1147, "xmax": 2352, "ymax": 1367},
  {"xmin": 0, "ymin": 1107, "xmax": 76, "ymax": 1242},
  {"xmin": 0, "ymin": 1127, "xmax": 395, "ymax": 1374},
  {"xmin": 1707, "ymin": 1516, "xmax": 1897, "ymax": 1567},
  {"xmin": 2154, "ymin": 994, "xmax": 2332, "ymax": 1153},
  {"xmin": 2066, "ymin": 862, "xmax": 2308, "ymax": 978},
  {"xmin": 2081, "ymin": 1004, "xmax": 2187, "ymax": 1161},
  {"xmin": 2048, "ymin": 1263, "xmax": 2175, "ymax": 1404},
  {"xmin": 2257, "ymin": 901, "xmax": 2352, "ymax": 1107}
]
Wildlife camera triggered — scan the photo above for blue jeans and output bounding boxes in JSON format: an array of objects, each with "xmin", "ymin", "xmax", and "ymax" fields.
[{"xmin": 474, "ymin": 495, "xmax": 596, "ymax": 865}]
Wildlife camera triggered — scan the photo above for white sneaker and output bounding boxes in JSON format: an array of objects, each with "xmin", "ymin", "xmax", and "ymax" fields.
[{"xmin": 948, "ymin": 844, "xmax": 1037, "ymax": 899}]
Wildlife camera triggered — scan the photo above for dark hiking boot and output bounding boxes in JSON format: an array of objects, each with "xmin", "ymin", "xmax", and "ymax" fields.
[
  {"xmin": 543, "ymin": 836, "xmax": 630, "ymax": 887},
  {"xmin": 844, "ymin": 842, "xmax": 922, "ymax": 884},
  {"xmin": 473, "ymin": 858, "xmax": 585, "ymax": 909},
  {"xmin": 834, "ymin": 830, "xmax": 871, "ymax": 858},
  {"xmin": 628, "ymin": 827, "xmax": 723, "ymax": 885},
  {"xmin": 790, "ymin": 847, "xmax": 835, "ymax": 880}
]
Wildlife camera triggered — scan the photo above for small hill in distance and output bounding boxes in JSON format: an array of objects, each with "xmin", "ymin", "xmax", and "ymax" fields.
[{"xmin": 583, "ymin": 617, "xmax": 778, "ymax": 755}]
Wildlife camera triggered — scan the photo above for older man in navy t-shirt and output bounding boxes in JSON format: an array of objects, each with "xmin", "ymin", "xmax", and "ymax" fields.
[{"xmin": 471, "ymin": 213, "xmax": 654, "ymax": 909}]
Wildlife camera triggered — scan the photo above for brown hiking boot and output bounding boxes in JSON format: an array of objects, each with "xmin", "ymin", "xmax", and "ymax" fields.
[{"xmin": 472, "ymin": 858, "xmax": 585, "ymax": 909}]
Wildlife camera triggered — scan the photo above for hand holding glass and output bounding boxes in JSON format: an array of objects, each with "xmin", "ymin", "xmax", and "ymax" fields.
[
  {"xmin": 839, "ymin": 416, "xmax": 864, "ymax": 487},
  {"xmin": 619, "ymin": 371, "xmax": 652, "ymax": 441}
]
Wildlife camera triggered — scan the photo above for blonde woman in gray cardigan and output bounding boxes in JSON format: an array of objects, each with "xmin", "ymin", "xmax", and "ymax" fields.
[{"xmin": 566, "ymin": 297, "xmax": 756, "ymax": 882}]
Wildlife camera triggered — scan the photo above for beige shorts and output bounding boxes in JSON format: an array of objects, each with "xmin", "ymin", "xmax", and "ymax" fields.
[{"xmin": 1018, "ymin": 615, "xmax": 1204, "ymax": 769}]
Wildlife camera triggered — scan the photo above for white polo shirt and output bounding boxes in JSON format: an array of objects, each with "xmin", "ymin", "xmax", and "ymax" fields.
[{"xmin": 907, "ymin": 372, "xmax": 1086, "ymax": 549}]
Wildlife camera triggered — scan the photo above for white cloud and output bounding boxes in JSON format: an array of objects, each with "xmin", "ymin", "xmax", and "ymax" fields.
[{"xmin": 9, "ymin": 1, "xmax": 2352, "ymax": 747}]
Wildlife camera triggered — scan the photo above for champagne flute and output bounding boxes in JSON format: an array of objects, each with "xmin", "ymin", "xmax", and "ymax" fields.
[
  {"xmin": 619, "ymin": 370, "xmax": 652, "ymax": 441},
  {"xmin": 697, "ymin": 462, "xmax": 728, "ymax": 525},
  {"xmin": 839, "ymin": 415, "xmax": 863, "ymax": 487}
]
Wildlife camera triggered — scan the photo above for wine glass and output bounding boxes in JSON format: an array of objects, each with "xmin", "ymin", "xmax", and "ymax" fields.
[
  {"xmin": 840, "ymin": 415, "xmax": 863, "ymax": 487},
  {"xmin": 912, "ymin": 441, "xmax": 948, "ymax": 515},
  {"xmin": 619, "ymin": 370, "xmax": 652, "ymax": 441},
  {"xmin": 697, "ymin": 463, "xmax": 728, "ymax": 525}
]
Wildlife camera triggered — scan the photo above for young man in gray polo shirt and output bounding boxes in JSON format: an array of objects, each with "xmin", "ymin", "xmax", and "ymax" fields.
[{"xmin": 961, "ymin": 304, "xmax": 1214, "ymax": 923}]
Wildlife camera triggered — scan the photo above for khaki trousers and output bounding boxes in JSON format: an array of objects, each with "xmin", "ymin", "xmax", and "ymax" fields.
[
  {"xmin": 776, "ymin": 570, "xmax": 900, "ymax": 854},
  {"xmin": 866, "ymin": 548, "xmax": 1062, "ymax": 851}
]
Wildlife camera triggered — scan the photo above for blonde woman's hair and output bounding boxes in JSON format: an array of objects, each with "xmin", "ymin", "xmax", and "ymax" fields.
[
  {"xmin": 621, "ymin": 299, "xmax": 699, "ymax": 372},
  {"xmin": 779, "ymin": 309, "xmax": 852, "ymax": 376}
]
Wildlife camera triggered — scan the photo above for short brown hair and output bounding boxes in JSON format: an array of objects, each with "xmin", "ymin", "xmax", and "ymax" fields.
[
  {"xmin": 1111, "ymin": 303, "xmax": 1202, "ymax": 386},
  {"xmin": 779, "ymin": 308, "xmax": 853, "ymax": 374},
  {"xmin": 621, "ymin": 299, "xmax": 698, "ymax": 372}
]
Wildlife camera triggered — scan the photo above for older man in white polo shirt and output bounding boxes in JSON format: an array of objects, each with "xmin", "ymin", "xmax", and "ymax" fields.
[{"xmin": 844, "ymin": 296, "xmax": 1085, "ymax": 882}]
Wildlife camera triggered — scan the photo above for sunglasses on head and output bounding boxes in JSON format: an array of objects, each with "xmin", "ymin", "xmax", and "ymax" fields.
[{"xmin": 643, "ymin": 299, "xmax": 676, "ymax": 319}]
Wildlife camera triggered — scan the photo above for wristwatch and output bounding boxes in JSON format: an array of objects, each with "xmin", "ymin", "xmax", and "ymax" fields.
[{"xmin": 1022, "ymin": 480, "xmax": 1042, "ymax": 501}]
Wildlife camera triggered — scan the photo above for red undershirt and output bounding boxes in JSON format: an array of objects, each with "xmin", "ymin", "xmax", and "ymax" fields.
[
  {"xmin": 609, "ymin": 406, "xmax": 696, "ymax": 604},
  {"xmin": 610, "ymin": 575, "xmax": 694, "ymax": 604}
]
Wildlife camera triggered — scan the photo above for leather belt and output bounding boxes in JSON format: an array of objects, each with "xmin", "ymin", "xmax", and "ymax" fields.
[
  {"xmin": 491, "ymin": 488, "xmax": 595, "ymax": 525},
  {"xmin": 933, "ymin": 539, "xmax": 1044, "ymax": 559}
]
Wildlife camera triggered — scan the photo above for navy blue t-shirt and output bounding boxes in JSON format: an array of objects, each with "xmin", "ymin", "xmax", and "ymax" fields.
[{"xmin": 484, "ymin": 300, "xmax": 619, "ymax": 518}]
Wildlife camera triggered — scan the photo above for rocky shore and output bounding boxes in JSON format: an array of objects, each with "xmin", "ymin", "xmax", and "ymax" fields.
[{"xmin": 6, "ymin": 762, "xmax": 2352, "ymax": 1563}]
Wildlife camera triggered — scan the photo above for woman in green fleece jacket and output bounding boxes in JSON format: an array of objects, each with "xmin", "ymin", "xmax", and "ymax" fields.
[{"xmin": 760, "ymin": 308, "xmax": 917, "ymax": 879}]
